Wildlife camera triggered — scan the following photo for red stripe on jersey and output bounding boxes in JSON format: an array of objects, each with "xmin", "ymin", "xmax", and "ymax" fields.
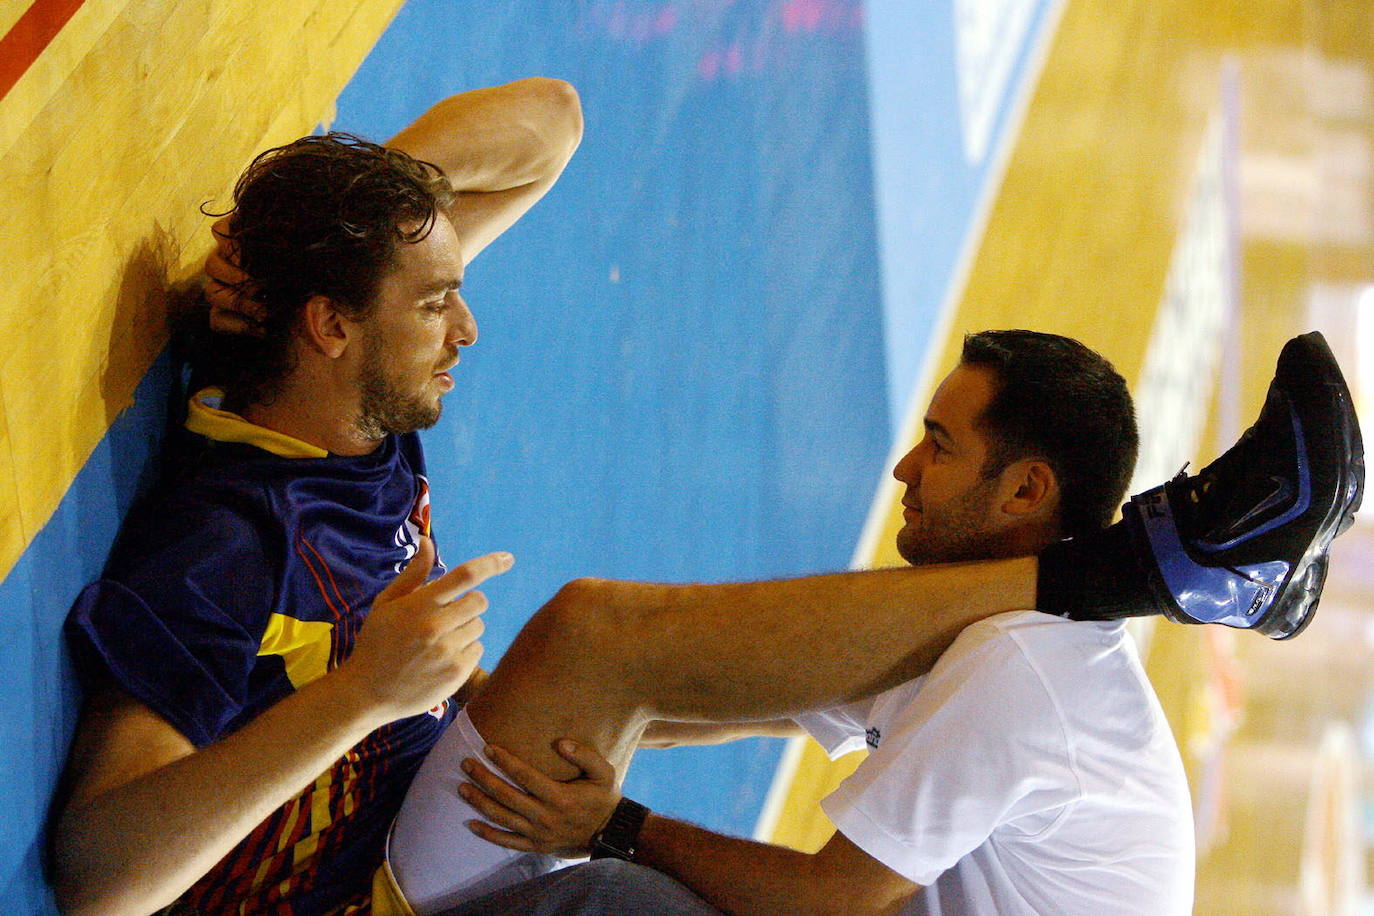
[
  {"xmin": 297, "ymin": 534, "xmax": 360, "ymax": 668},
  {"xmin": 294, "ymin": 534, "xmax": 344, "ymax": 625},
  {"xmin": 299, "ymin": 535, "xmax": 354, "ymax": 617}
]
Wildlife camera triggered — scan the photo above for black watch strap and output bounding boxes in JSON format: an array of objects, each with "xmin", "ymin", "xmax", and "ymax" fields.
[{"xmin": 590, "ymin": 797, "xmax": 650, "ymax": 861}]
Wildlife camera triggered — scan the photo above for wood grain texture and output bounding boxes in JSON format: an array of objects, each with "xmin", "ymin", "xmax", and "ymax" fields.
[
  {"xmin": 766, "ymin": 8, "xmax": 1374, "ymax": 909},
  {"xmin": 0, "ymin": 0, "xmax": 405, "ymax": 580}
]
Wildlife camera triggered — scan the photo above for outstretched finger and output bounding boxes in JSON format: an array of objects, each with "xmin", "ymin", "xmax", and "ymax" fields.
[
  {"xmin": 439, "ymin": 613, "xmax": 486, "ymax": 656},
  {"xmin": 481, "ymin": 746, "xmax": 564, "ymax": 800},
  {"xmin": 375, "ymin": 536, "xmax": 436, "ymax": 603},
  {"xmin": 472, "ymin": 747, "xmax": 557, "ymax": 807},
  {"xmin": 418, "ymin": 551, "xmax": 514, "ymax": 605}
]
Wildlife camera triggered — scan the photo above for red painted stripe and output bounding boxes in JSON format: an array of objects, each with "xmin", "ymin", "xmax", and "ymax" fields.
[{"xmin": 0, "ymin": 0, "xmax": 89, "ymax": 103}]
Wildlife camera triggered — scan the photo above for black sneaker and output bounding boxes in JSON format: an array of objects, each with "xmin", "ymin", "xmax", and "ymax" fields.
[{"xmin": 1123, "ymin": 331, "xmax": 1364, "ymax": 639}]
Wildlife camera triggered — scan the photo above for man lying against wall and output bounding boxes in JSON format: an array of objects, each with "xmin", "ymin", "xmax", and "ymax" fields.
[
  {"xmin": 52, "ymin": 74, "xmax": 1363, "ymax": 916},
  {"xmin": 53, "ymin": 78, "xmax": 584, "ymax": 915},
  {"xmin": 382, "ymin": 329, "xmax": 1360, "ymax": 916}
]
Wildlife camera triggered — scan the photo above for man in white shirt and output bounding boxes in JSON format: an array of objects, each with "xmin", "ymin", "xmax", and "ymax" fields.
[
  {"xmin": 392, "ymin": 328, "xmax": 1362, "ymax": 915},
  {"xmin": 393, "ymin": 330, "xmax": 1199, "ymax": 914}
]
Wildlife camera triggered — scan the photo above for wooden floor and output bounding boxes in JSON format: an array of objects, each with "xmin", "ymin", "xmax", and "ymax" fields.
[{"xmin": 768, "ymin": 0, "xmax": 1374, "ymax": 909}]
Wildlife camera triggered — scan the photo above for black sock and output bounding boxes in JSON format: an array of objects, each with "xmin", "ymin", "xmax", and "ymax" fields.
[{"xmin": 1036, "ymin": 520, "xmax": 1171, "ymax": 621}]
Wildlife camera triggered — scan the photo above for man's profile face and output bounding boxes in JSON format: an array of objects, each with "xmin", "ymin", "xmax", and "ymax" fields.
[
  {"xmin": 891, "ymin": 363, "xmax": 1016, "ymax": 565},
  {"xmin": 353, "ymin": 213, "xmax": 475, "ymax": 439}
]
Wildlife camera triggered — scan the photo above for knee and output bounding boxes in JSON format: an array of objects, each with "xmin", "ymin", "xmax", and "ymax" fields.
[
  {"xmin": 531, "ymin": 577, "xmax": 635, "ymax": 655},
  {"xmin": 503, "ymin": 577, "xmax": 683, "ymax": 696},
  {"xmin": 492, "ymin": 578, "xmax": 638, "ymax": 686}
]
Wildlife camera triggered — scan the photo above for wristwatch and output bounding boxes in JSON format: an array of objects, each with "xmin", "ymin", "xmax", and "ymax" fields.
[{"xmin": 590, "ymin": 796, "xmax": 650, "ymax": 861}]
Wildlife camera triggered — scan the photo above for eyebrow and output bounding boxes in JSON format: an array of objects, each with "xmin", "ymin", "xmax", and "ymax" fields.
[{"xmin": 420, "ymin": 278, "xmax": 463, "ymax": 295}]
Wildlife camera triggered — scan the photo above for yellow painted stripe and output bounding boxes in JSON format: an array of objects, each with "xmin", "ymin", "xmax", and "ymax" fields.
[
  {"xmin": 762, "ymin": 0, "xmax": 1274, "ymax": 853},
  {"xmin": 0, "ymin": 0, "xmax": 405, "ymax": 582},
  {"xmin": 0, "ymin": 0, "xmax": 35, "ymax": 40},
  {"xmin": 0, "ymin": 0, "xmax": 139, "ymax": 157},
  {"xmin": 0, "ymin": 405, "xmax": 22, "ymax": 579},
  {"xmin": 763, "ymin": 742, "xmax": 864, "ymax": 854}
]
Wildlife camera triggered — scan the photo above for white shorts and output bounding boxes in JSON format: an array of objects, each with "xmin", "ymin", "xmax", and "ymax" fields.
[{"xmin": 389, "ymin": 708, "xmax": 572, "ymax": 915}]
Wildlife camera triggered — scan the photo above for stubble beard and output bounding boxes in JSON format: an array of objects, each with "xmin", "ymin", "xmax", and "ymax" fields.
[
  {"xmin": 895, "ymin": 478, "xmax": 1009, "ymax": 566},
  {"xmin": 354, "ymin": 328, "xmax": 444, "ymax": 440}
]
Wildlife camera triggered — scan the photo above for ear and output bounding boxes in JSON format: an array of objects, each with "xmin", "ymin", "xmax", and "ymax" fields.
[
  {"xmin": 299, "ymin": 294, "xmax": 354, "ymax": 359},
  {"xmin": 998, "ymin": 459, "xmax": 1059, "ymax": 522}
]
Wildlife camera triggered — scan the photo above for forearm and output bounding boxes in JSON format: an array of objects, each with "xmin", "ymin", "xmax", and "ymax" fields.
[
  {"xmin": 387, "ymin": 77, "xmax": 582, "ymax": 194},
  {"xmin": 633, "ymin": 816, "xmax": 892, "ymax": 916},
  {"xmin": 54, "ymin": 672, "xmax": 382, "ymax": 916},
  {"xmin": 639, "ymin": 719, "xmax": 802, "ymax": 748}
]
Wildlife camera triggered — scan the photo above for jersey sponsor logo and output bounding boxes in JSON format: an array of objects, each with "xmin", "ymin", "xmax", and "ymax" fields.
[
  {"xmin": 394, "ymin": 476, "xmax": 444, "ymax": 573},
  {"xmin": 866, "ymin": 726, "xmax": 882, "ymax": 748}
]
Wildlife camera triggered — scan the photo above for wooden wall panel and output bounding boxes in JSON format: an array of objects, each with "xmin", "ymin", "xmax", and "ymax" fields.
[
  {"xmin": 767, "ymin": 4, "xmax": 1374, "ymax": 910},
  {"xmin": 0, "ymin": 0, "xmax": 406, "ymax": 580}
]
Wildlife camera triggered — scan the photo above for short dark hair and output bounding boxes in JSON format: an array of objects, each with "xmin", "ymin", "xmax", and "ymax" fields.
[
  {"xmin": 195, "ymin": 132, "xmax": 455, "ymax": 406},
  {"xmin": 960, "ymin": 329, "xmax": 1138, "ymax": 538}
]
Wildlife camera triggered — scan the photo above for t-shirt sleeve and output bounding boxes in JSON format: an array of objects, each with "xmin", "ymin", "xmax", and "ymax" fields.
[
  {"xmin": 820, "ymin": 622, "xmax": 1081, "ymax": 886},
  {"xmin": 65, "ymin": 498, "xmax": 278, "ymax": 748},
  {"xmin": 793, "ymin": 697, "xmax": 874, "ymax": 759}
]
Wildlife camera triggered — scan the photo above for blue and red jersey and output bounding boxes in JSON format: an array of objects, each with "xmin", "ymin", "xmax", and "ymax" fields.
[{"xmin": 66, "ymin": 391, "xmax": 457, "ymax": 914}]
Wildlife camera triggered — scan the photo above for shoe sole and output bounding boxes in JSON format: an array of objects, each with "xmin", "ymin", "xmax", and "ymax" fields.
[{"xmin": 1255, "ymin": 331, "xmax": 1364, "ymax": 639}]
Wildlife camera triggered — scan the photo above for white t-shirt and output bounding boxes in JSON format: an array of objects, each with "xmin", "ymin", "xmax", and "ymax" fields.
[{"xmin": 794, "ymin": 611, "xmax": 1194, "ymax": 915}]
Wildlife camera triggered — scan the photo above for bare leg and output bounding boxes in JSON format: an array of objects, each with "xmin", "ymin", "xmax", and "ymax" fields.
[
  {"xmin": 469, "ymin": 557, "xmax": 1037, "ymax": 779},
  {"xmin": 389, "ymin": 558, "xmax": 1035, "ymax": 912}
]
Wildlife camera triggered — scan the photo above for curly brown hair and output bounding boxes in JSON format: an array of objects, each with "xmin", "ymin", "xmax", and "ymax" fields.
[{"xmin": 190, "ymin": 133, "xmax": 455, "ymax": 407}]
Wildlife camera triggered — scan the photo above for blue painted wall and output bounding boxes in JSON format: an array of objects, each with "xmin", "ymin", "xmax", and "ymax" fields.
[
  {"xmin": 1, "ymin": 0, "xmax": 1064, "ymax": 910},
  {"xmin": 331, "ymin": 0, "xmax": 888, "ymax": 833},
  {"xmin": 0, "ymin": 356, "xmax": 177, "ymax": 910},
  {"xmin": 865, "ymin": 0, "xmax": 1064, "ymax": 427}
]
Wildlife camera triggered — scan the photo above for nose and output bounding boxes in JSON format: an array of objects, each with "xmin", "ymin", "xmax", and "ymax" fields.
[
  {"xmin": 892, "ymin": 440, "xmax": 927, "ymax": 485},
  {"xmin": 448, "ymin": 293, "xmax": 478, "ymax": 347}
]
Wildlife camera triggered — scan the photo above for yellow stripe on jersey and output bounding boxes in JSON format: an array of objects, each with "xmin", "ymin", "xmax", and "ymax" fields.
[
  {"xmin": 257, "ymin": 613, "xmax": 334, "ymax": 689},
  {"xmin": 187, "ymin": 388, "xmax": 329, "ymax": 459},
  {"xmin": 372, "ymin": 858, "xmax": 419, "ymax": 916}
]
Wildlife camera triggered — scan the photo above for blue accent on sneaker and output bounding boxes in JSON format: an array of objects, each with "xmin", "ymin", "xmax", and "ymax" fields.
[
  {"xmin": 1131, "ymin": 485, "xmax": 1291, "ymax": 627},
  {"xmin": 1194, "ymin": 398, "xmax": 1311, "ymax": 554}
]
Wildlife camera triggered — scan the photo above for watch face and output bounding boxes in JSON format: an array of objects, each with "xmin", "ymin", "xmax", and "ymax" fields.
[{"xmin": 591, "ymin": 798, "xmax": 649, "ymax": 861}]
